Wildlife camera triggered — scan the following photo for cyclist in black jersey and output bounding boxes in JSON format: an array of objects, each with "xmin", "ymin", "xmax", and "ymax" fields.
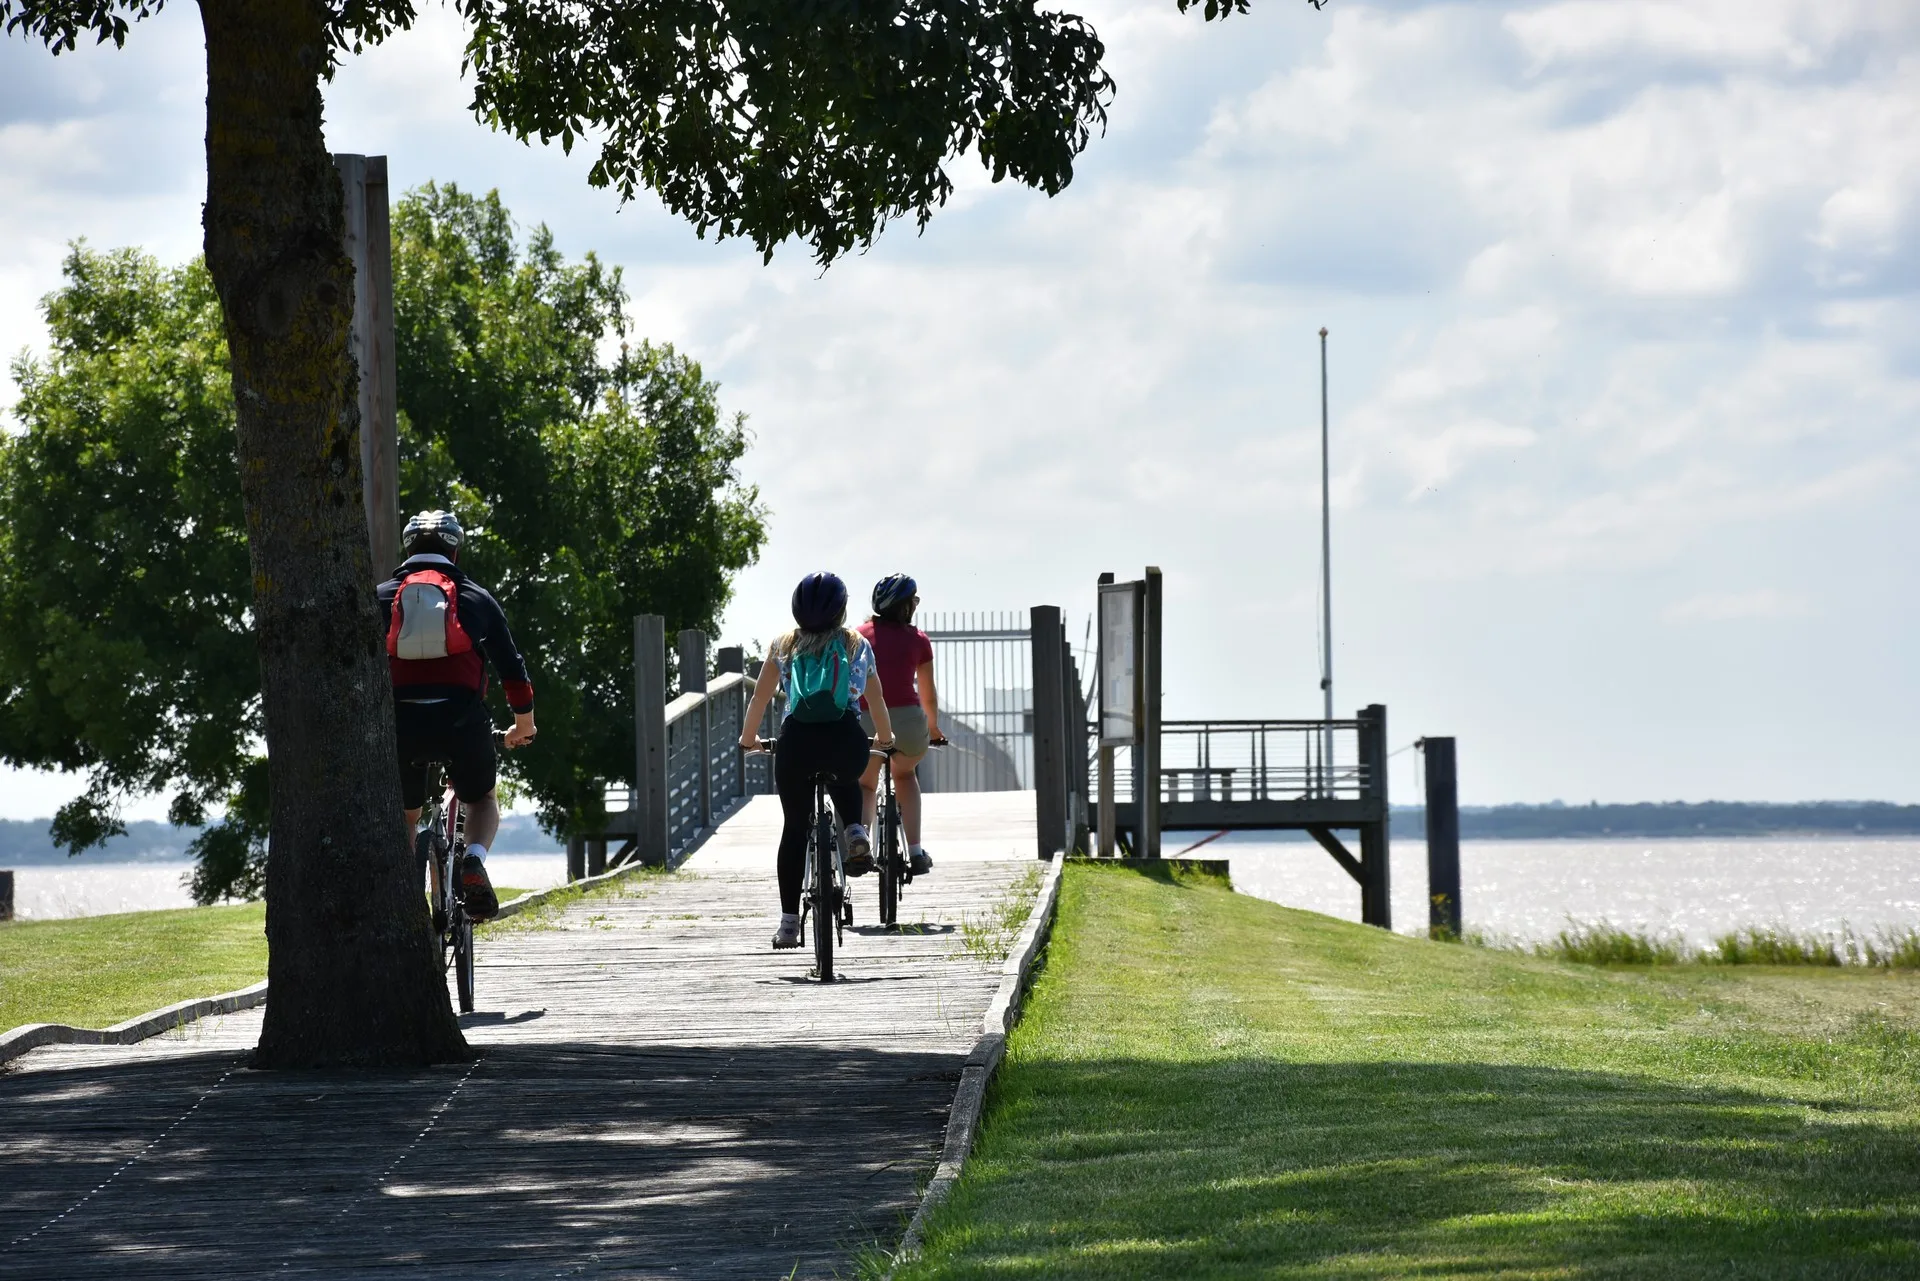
[{"xmin": 377, "ymin": 510, "xmax": 536, "ymax": 920}]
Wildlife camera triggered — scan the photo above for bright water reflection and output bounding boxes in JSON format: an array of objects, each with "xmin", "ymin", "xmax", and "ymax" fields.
[
  {"xmin": 14, "ymin": 839, "xmax": 1920, "ymax": 946},
  {"xmin": 1215, "ymin": 835, "xmax": 1920, "ymax": 944},
  {"xmin": 8, "ymin": 853, "xmax": 568, "ymax": 920}
]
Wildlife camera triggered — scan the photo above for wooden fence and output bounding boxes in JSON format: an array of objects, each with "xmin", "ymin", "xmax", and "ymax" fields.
[{"xmin": 567, "ymin": 621, "xmax": 775, "ymax": 879}]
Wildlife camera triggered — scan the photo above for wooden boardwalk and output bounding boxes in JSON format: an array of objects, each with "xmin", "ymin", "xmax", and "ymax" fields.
[{"xmin": 0, "ymin": 793, "xmax": 1038, "ymax": 1279}]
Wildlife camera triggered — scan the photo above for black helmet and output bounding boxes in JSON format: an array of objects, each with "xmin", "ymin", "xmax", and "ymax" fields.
[
  {"xmin": 791, "ymin": 572, "xmax": 849, "ymax": 632},
  {"xmin": 402, "ymin": 509, "xmax": 464, "ymax": 557},
  {"xmin": 872, "ymin": 573, "xmax": 917, "ymax": 616}
]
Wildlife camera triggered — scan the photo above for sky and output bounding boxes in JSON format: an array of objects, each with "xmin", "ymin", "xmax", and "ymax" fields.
[{"xmin": 1, "ymin": 0, "xmax": 1915, "ymax": 819}]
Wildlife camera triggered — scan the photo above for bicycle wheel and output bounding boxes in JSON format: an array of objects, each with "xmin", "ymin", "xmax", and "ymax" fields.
[
  {"xmin": 418, "ymin": 829, "xmax": 450, "ymax": 939},
  {"xmin": 878, "ymin": 795, "xmax": 900, "ymax": 927},
  {"xmin": 812, "ymin": 805, "xmax": 836, "ymax": 981},
  {"xmin": 454, "ymin": 915, "xmax": 475, "ymax": 1013}
]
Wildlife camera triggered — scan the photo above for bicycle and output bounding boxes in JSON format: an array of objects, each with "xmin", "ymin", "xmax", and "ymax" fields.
[
  {"xmin": 874, "ymin": 736, "xmax": 946, "ymax": 928},
  {"xmin": 413, "ymin": 730, "xmax": 525, "ymax": 1014},
  {"xmin": 753, "ymin": 738, "xmax": 855, "ymax": 981},
  {"xmin": 415, "ymin": 762, "xmax": 477, "ymax": 1014}
]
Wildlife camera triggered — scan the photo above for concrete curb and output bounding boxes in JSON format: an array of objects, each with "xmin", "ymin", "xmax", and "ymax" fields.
[
  {"xmin": 891, "ymin": 854, "xmax": 1066, "ymax": 1268},
  {"xmin": 0, "ymin": 980, "xmax": 270, "ymax": 1067},
  {"xmin": 491, "ymin": 858, "xmax": 655, "ymax": 921}
]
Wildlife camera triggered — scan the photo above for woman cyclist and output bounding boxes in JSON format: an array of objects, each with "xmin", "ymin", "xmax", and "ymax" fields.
[
  {"xmin": 858, "ymin": 574, "xmax": 944, "ymax": 876},
  {"xmin": 740, "ymin": 572, "xmax": 895, "ymax": 950}
]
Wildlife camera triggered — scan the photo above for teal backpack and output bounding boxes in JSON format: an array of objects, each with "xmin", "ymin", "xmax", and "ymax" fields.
[{"xmin": 787, "ymin": 634, "xmax": 854, "ymax": 723}]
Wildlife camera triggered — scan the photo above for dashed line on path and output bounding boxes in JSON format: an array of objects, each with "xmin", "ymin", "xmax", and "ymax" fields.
[
  {"xmin": 6, "ymin": 1054, "xmax": 247, "ymax": 1250},
  {"xmin": 333, "ymin": 1051, "xmax": 487, "ymax": 1219}
]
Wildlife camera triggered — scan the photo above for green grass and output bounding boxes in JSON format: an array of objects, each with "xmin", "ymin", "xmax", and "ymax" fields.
[
  {"xmin": 1521, "ymin": 920, "xmax": 1920, "ymax": 969},
  {"xmin": 957, "ymin": 864, "xmax": 1048, "ymax": 963},
  {"xmin": 893, "ymin": 863, "xmax": 1920, "ymax": 1279},
  {"xmin": 1535, "ymin": 919, "xmax": 1691, "ymax": 966},
  {"xmin": 0, "ymin": 903, "xmax": 268, "ymax": 1032},
  {"xmin": 0, "ymin": 878, "xmax": 583, "ymax": 1033}
]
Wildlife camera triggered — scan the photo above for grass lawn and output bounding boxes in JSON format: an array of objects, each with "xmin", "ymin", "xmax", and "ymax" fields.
[
  {"xmin": 0, "ymin": 887, "xmax": 536, "ymax": 1034},
  {"xmin": 896, "ymin": 863, "xmax": 1920, "ymax": 1279},
  {"xmin": 0, "ymin": 903, "xmax": 268, "ymax": 1033}
]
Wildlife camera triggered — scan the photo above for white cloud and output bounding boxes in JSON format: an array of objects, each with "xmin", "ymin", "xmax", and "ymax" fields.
[{"xmin": 1664, "ymin": 588, "xmax": 1809, "ymax": 622}]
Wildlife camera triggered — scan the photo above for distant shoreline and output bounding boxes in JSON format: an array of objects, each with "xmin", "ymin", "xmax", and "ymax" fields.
[
  {"xmin": 3, "ymin": 803, "xmax": 1915, "ymax": 866},
  {"xmin": 1398, "ymin": 801, "xmax": 1920, "ymax": 840},
  {"xmin": 0, "ymin": 813, "xmax": 562, "ymax": 866}
]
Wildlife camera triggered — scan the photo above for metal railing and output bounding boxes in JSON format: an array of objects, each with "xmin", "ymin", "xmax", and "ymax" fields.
[
  {"xmin": 922, "ymin": 613, "xmax": 1032, "ymax": 792},
  {"xmin": 1101, "ymin": 718, "xmax": 1371, "ymax": 804}
]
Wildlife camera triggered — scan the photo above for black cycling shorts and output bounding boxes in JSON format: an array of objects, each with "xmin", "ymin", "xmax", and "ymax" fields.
[{"xmin": 395, "ymin": 695, "xmax": 497, "ymax": 810}]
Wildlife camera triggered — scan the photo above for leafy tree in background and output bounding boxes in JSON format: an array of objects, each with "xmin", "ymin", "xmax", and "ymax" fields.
[
  {"xmin": 1, "ymin": 0, "xmax": 1314, "ymax": 1068},
  {"xmin": 391, "ymin": 184, "xmax": 765, "ymax": 843},
  {"xmin": 0, "ymin": 191, "xmax": 763, "ymax": 902},
  {"xmin": 0, "ymin": 248, "xmax": 265, "ymax": 899}
]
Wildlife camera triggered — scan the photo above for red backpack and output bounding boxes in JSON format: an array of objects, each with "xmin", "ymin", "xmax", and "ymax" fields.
[{"xmin": 386, "ymin": 568, "xmax": 476, "ymax": 661}]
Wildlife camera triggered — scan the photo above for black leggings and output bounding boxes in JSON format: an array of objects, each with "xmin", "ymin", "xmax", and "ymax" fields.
[{"xmin": 773, "ymin": 712, "xmax": 870, "ymax": 914}]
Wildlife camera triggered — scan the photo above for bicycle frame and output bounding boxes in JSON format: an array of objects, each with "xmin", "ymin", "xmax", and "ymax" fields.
[
  {"xmin": 419, "ymin": 765, "xmax": 476, "ymax": 1013},
  {"xmin": 800, "ymin": 771, "xmax": 848, "ymax": 980}
]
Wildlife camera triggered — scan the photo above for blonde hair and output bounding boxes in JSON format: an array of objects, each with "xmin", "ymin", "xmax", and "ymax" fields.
[{"xmin": 777, "ymin": 625, "xmax": 859, "ymax": 661}]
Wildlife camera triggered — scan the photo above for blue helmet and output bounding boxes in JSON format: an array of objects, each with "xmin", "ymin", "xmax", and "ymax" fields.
[
  {"xmin": 872, "ymin": 573, "xmax": 917, "ymax": 615},
  {"xmin": 791, "ymin": 572, "xmax": 849, "ymax": 631}
]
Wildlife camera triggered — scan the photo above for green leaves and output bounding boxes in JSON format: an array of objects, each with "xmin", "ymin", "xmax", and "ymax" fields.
[
  {"xmin": 0, "ymin": 193, "xmax": 765, "ymax": 896},
  {"xmin": 393, "ymin": 186, "xmax": 766, "ymax": 835},
  {"xmin": 457, "ymin": 0, "xmax": 1117, "ymax": 265},
  {"xmin": 0, "ymin": 246, "xmax": 256, "ymax": 866}
]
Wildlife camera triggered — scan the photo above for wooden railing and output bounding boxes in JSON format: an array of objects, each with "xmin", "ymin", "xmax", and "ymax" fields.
[{"xmin": 569, "ymin": 621, "xmax": 775, "ymax": 879}]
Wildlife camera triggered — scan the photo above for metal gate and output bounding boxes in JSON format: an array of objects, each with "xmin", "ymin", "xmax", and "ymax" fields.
[{"xmin": 920, "ymin": 613, "xmax": 1031, "ymax": 792}]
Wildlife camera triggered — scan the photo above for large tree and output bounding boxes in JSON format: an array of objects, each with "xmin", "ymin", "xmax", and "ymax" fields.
[
  {"xmin": 0, "ymin": 0, "xmax": 1310, "ymax": 1067},
  {"xmin": 0, "ymin": 192, "xmax": 764, "ymax": 902}
]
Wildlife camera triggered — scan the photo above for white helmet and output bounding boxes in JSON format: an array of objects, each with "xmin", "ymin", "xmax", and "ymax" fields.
[{"xmin": 401, "ymin": 509, "xmax": 464, "ymax": 557}]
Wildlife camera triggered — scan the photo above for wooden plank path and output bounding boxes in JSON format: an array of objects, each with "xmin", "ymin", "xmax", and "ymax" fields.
[{"xmin": 0, "ymin": 793, "xmax": 1038, "ymax": 1279}]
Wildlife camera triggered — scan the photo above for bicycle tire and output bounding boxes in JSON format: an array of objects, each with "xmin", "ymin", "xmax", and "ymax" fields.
[
  {"xmin": 419, "ymin": 829, "xmax": 450, "ymax": 940},
  {"xmin": 879, "ymin": 795, "xmax": 900, "ymax": 927},
  {"xmin": 454, "ymin": 915, "xmax": 475, "ymax": 1013},
  {"xmin": 812, "ymin": 805, "xmax": 836, "ymax": 981}
]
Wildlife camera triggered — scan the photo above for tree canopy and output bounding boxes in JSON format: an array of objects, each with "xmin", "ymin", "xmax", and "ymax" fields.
[
  {"xmin": 4, "ymin": 1, "xmax": 1313, "ymax": 267},
  {"xmin": 0, "ymin": 187, "xmax": 765, "ymax": 900}
]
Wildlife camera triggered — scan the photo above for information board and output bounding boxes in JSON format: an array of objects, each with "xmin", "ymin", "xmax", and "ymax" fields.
[{"xmin": 1099, "ymin": 582, "xmax": 1140, "ymax": 746}]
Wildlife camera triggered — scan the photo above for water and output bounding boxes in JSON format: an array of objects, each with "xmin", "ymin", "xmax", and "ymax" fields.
[
  {"xmin": 11, "ymin": 837, "xmax": 1920, "ymax": 945},
  {"xmin": 1206, "ymin": 834, "xmax": 1920, "ymax": 945},
  {"xmin": 7, "ymin": 853, "xmax": 569, "ymax": 921}
]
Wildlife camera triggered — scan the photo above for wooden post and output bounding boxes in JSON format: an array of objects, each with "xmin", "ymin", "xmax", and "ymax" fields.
[
  {"xmin": 587, "ymin": 837, "xmax": 608, "ymax": 878},
  {"xmin": 679, "ymin": 629, "xmax": 711, "ymax": 831},
  {"xmin": 634, "ymin": 616, "xmax": 669, "ymax": 866},
  {"xmin": 715, "ymin": 645, "xmax": 745, "ymax": 676},
  {"xmin": 1030, "ymin": 606, "xmax": 1066, "ymax": 860},
  {"xmin": 1423, "ymin": 736, "xmax": 1462, "ymax": 939},
  {"xmin": 1358, "ymin": 703, "xmax": 1391, "ymax": 929},
  {"xmin": 332, "ymin": 153, "xmax": 399, "ymax": 576},
  {"xmin": 1097, "ymin": 746, "xmax": 1116, "ymax": 857},
  {"xmin": 0, "ymin": 869, "xmax": 12, "ymax": 922},
  {"xmin": 565, "ymin": 834, "xmax": 586, "ymax": 884},
  {"xmin": 1095, "ymin": 572, "xmax": 1116, "ymax": 857},
  {"xmin": 677, "ymin": 629, "xmax": 709, "ymax": 695},
  {"xmin": 1142, "ymin": 566, "xmax": 1164, "ymax": 858},
  {"xmin": 1066, "ymin": 643, "xmax": 1090, "ymax": 854}
]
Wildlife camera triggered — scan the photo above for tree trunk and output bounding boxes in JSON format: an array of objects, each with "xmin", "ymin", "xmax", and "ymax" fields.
[{"xmin": 199, "ymin": 0, "xmax": 468, "ymax": 1067}]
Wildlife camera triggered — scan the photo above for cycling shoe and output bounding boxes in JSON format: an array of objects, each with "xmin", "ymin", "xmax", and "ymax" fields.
[
  {"xmin": 457, "ymin": 852, "xmax": 499, "ymax": 920},
  {"xmin": 844, "ymin": 825, "xmax": 874, "ymax": 877}
]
